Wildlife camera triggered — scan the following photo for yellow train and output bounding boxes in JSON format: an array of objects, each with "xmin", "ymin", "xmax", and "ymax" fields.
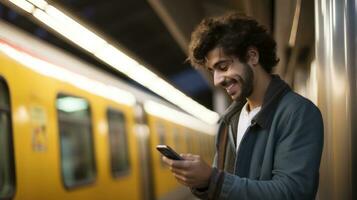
[{"xmin": 0, "ymin": 20, "xmax": 216, "ymax": 200}]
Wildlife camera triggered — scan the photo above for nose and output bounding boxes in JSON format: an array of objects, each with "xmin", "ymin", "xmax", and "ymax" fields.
[{"xmin": 213, "ymin": 70, "xmax": 225, "ymax": 87}]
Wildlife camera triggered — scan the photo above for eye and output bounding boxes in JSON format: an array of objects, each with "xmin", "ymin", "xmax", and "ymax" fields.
[
  {"xmin": 207, "ymin": 67, "xmax": 214, "ymax": 74},
  {"xmin": 217, "ymin": 60, "xmax": 231, "ymax": 71}
]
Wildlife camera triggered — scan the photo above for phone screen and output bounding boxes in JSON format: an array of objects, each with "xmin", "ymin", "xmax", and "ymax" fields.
[{"xmin": 156, "ymin": 145, "xmax": 183, "ymax": 160}]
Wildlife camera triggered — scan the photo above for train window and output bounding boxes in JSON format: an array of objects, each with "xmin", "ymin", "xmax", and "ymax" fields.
[
  {"xmin": 56, "ymin": 94, "xmax": 96, "ymax": 188},
  {"xmin": 0, "ymin": 79, "xmax": 15, "ymax": 199},
  {"xmin": 107, "ymin": 108, "xmax": 130, "ymax": 177}
]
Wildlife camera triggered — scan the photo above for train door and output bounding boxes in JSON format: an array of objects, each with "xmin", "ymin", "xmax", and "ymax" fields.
[
  {"xmin": 134, "ymin": 104, "xmax": 154, "ymax": 200},
  {"xmin": 0, "ymin": 78, "xmax": 16, "ymax": 200}
]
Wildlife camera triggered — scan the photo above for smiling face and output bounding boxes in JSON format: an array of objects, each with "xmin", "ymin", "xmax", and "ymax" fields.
[{"xmin": 206, "ymin": 48, "xmax": 254, "ymax": 101}]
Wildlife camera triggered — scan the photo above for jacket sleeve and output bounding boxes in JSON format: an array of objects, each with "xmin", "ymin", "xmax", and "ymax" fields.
[
  {"xmin": 191, "ymin": 153, "xmax": 219, "ymax": 199},
  {"xmin": 207, "ymin": 102, "xmax": 324, "ymax": 200}
]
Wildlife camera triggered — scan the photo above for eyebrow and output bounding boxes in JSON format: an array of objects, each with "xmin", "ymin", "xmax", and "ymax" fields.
[
  {"xmin": 211, "ymin": 59, "xmax": 231, "ymax": 69},
  {"xmin": 206, "ymin": 60, "xmax": 223, "ymax": 71}
]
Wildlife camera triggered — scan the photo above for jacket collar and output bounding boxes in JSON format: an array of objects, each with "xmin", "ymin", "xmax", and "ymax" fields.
[
  {"xmin": 219, "ymin": 75, "xmax": 291, "ymax": 130},
  {"xmin": 219, "ymin": 99, "xmax": 245, "ymax": 124}
]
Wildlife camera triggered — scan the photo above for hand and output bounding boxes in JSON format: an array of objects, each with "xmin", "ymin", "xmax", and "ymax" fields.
[{"xmin": 162, "ymin": 154, "xmax": 212, "ymax": 188}]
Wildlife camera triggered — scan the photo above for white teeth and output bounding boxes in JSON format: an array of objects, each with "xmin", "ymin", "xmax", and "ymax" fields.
[{"xmin": 226, "ymin": 83, "xmax": 234, "ymax": 92}]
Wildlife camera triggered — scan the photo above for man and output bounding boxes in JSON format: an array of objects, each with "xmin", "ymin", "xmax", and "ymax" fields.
[{"xmin": 162, "ymin": 12, "xmax": 324, "ymax": 199}]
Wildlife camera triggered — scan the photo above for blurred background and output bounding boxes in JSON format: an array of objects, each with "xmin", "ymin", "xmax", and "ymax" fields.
[{"xmin": 0, "ymin": 0, "xmax": 355, "ymax": 200}]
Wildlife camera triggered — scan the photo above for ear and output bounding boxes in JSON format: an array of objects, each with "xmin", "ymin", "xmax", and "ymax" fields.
[{"xmin": 246, "ymin": 47, "xmax": 259, "ymax": 66}]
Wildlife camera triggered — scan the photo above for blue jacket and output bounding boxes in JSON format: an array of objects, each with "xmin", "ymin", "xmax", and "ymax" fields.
[{"xmin": 193, "ymin": 75, "xmax": 324, "ymax": 200}]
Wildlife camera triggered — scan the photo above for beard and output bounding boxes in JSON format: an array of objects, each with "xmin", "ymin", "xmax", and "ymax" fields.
[{"xmin": 234, "ymin": 63, "xmax": 254, "ymax": 102}]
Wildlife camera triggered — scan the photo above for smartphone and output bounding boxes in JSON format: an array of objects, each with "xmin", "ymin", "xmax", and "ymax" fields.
[{"xmin": 156, "ymin": 145, "xmax": 183, "ymax": 160}]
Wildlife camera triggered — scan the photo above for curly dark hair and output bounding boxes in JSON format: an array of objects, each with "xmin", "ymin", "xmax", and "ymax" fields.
[{"xmin": 188, "ymin": 12, "xmax": 279, "ymax": 73}]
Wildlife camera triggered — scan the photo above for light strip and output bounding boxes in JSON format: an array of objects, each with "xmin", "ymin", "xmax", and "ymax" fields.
[
  {"xmin": 289, "ymin": 0, "xmax": 301, "ymax": 47},
  {"xmin": 144, "ymin": 100, "xmax": 217, "ymax": 135},
  {"xmin": 0, "ymin": 42, "xmax": 136, "ymax": 106},
  {"xmin": 11, "ymin": 0, "xmax": 219, "ymax": 124},
  {"xmin": 26, "ymin": 0, "xmax": 47, "ymax": 9},
  {"xmin": 33, "ymin": 8, "xmax": 107, "ymax": 54},
  {"xmin": 8, "ymin": 0, "xmax": 34, "ymax": 13},
  {"xmin": 94, "ymin": 45, "xmax": 218, "ymax": 124},
  {"xmin": 45, "ymin": 5, "xmax": 107, "ymax": 53}
]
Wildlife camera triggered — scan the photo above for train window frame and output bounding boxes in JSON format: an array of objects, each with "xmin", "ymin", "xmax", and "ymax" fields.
[
  {"xmin": 156, "ymin": 122, "xmax": 167, "ymax": 167},
  {"xmin": 156, "ymin": 122, "xmax": 166, "ymax": 145},
  {"xmin": 106, "ymin": 108, "xmax": 131, "ymax": 178},
  {"xmin": 172, "ymin": 127, "xmax": 180, "ymax": 152},
  {"xmin": 0, "ymin": 77, "xmax": 16, "ymax": 200},
  {"xmin": 56, "ymin": 93, "xmax": 97, "ymax": 190},
  {"xmin": 185, "ymin": 130, "xmax": 193, "ymax": 153}
]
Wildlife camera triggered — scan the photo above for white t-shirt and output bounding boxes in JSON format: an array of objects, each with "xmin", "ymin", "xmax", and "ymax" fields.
[{"xmin": 236, "ymin": 103, "xmax": 261, "ymax": 151}]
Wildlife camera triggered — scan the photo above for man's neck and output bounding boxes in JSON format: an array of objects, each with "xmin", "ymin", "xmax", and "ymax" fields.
[{"xmin": 246, "ymin": 72, "xmax": 272, "ymax": 112}]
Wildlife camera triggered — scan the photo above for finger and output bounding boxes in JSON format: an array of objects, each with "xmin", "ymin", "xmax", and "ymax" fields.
[
  {"xmin": 180, "ymin": 154, "xmax": 196, "ymax": 161},
  {"xmin": 162, "ymin": 156, "xmax": 173, "ymax": 165},
  {"xmin": 170, "ymin": 168, "xmax": 191, "ymax": 178},
  {"xmin": 170, "ymin": 160, "xmax": 191, "ymax": 169},
  {"xmin": 163, "ymin": 157, "xmax": 191, "ymax": 170},
  {"xmin": 174, "ymin": 173, "xmax": 195, "ymax": 187},
  {"xmin": 174, "ymin": 173, "xmax": 193, "ymax": 183},
  {"xmin": 175, "ymin": 176, "xmax": 189, "ymax": 187},
  {"xmin": 180, "ymin": 153, "xmax": 193, "ymax": 157},
  {"xmin": 161, "ymin": 156, "xmax": 167, "ymax": 164}
]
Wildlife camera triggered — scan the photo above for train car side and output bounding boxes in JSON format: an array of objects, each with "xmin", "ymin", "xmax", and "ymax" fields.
[
  {"xmin": 0, "ymin": 20, "xmax": 216, "ymax": 200},
  {"xmin": 0, "ymin": 47, "xmax": 142, "ymax": 200}
]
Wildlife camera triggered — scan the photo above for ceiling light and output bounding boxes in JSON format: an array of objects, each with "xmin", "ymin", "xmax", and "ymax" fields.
[
  {"xmin": 26, "ymin": 0, "xmax": 47, "ymax": 10},
  {"xmin": 9, "ymin": 0, "xmax": 34, "ymax": 13},
  {"xmin": 9, "ymin": 0, "xmax": 219, "ymax": 124}
]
